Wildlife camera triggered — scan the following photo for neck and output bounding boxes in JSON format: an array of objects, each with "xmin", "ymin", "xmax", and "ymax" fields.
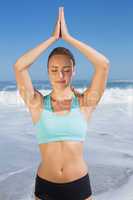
[{"xmin": 51, "ymin": 85, "xmax": 74, "ymax": 101}]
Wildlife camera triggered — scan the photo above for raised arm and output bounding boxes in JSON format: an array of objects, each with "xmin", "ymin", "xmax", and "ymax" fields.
[
  {"xmin": 60, "ymin": 7, "xmax": 110, "ymax": 109},
  {"xmin": 13, "ymin": 7, "xmax": 62, "ymax": 110}
]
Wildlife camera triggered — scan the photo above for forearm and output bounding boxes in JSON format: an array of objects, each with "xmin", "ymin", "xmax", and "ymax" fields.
[
  {"xmin": 65, "ymin": 36, "xmax": 110, "ymax": 69},
  {"xmin": 14, "ymin": 36, "xmax": 56, "ymax": 71}
]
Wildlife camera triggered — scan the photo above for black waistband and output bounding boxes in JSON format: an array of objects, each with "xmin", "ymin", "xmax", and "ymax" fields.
[{"xmin": 36, "ymin": 172, "xmax": 89, "ymax": 185}]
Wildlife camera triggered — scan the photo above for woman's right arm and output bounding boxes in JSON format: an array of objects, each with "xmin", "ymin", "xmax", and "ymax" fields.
[
  {"xmin": 13, "ymin": 36, "xmax": 56, "ymax": 109},
  {"xmin": 13, "ymin": 7, "xmax": 61, "ymax": 111}
]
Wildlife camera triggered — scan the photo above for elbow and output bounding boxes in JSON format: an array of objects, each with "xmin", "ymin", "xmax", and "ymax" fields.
[
  {"xmin": 105, "ymin": 58, "xmax": 110, "ymax": 66},
  {"xmin": 95, "ymin": 59, "xmax": 110, "ymax": 72},
  {"xmin": 102, "ymin": 59, "xmax": 110, "ymax": 70},
  {"xmin": 94, "ymin": 56, "xmax": 110, "ymax": 71},
  {"xmin": 13, "ymin": 61, "xmax": 19, "ymax": 69},
  {"xmin": 13, "ymin": 61, "xmax": 22, "ymax": 71},
  {"xmin": 100, "ymin": 53, "xmax": 110, "ymax": 69}
]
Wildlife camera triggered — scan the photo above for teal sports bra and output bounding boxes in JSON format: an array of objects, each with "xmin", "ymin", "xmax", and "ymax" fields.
[{"xmin": 34, "ymin": 91, "xmax": 88, "ymax": 144}]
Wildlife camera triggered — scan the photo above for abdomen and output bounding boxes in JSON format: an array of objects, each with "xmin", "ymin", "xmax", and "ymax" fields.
[{"xmin": 37, "ymin": 141, "xmax": 88, "ymax": 183}]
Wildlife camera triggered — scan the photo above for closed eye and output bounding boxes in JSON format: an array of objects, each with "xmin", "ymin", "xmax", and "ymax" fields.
[
  {"xmin": 51, "ymin": 70, "xmax": 70, "ymax": 73},
  {"xmin": 64, "ymin": 70, "xmax": 70, "ymax": 72},
  {"xmin": 51, "ymin": 70, "xmax": 58, "ymax": 72}
]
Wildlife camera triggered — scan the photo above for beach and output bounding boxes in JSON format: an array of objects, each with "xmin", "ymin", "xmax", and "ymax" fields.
[{"xmin": 0, "ymin": 81, "xmax": 133, "ymax": 200}]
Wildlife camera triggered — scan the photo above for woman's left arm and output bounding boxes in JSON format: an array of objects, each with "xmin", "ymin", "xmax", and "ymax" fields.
[
  {"xmin": 60, "ymin": 7, "xmax": 110, "ymax": 108},
  {"xmin": 65, "ymin": 35, "xmax": 110, "ymax": 108}
]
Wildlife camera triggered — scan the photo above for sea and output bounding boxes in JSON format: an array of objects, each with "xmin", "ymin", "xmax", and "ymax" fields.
[{"xmin": 0, "ymin": 80, "xmax": 133, "ymax": 200}]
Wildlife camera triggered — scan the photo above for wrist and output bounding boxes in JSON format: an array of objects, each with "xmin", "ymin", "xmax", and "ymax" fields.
[
  {"xmin": 50, "ymin": 36, "xmax": 57, "ymax": 42},
  {"xmin": 64, "ymin": 34, "xmax": 73, "ymax": 42}
]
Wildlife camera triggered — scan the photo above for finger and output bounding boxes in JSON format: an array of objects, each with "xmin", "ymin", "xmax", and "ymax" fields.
[
  {"xmin": 60, "ymin": 6, "xmax": 64, "ymax": 10},
  {"xmin": 58, "ymin": 7, "xmax": 61, "ymax": 21},
  {"xmin": 59, "ymin": 7, "xmax": 63, "ymax": 18},
  {"xmin": 60, "ymin": 7, "xmax": 64, "ymax": 22},
  {"xmin": 62, "ymin": 7, "xmax": 65, "ymax": 20},
  {"xmin": 62, "ymin": 7, "xmax": 64, "ymax": 15}
]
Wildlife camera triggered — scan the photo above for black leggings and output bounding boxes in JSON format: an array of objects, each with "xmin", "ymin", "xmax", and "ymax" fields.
[{"xmin": 34, "ymin": 173, "xmax": 92, "ymax": 200}]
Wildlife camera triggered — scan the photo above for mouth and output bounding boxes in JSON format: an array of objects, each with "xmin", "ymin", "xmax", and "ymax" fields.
[{"xmin": 56, "ymin": 80, "xmax": 66, "ymax": 83}]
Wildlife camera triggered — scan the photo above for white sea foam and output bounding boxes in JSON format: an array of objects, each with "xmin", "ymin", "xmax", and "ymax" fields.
[
  {"xmin": 0, "ymin": 86, "xmax": 132, "ymax": 200},
  {"xmin": 0, "ymin": 87, "xmax": 132, "ymax": 106}
]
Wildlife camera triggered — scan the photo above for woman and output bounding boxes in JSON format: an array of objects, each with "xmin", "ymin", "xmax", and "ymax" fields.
[{"xmin": 13, "ymin": 7, "xmax": 110, "ymax": 200}]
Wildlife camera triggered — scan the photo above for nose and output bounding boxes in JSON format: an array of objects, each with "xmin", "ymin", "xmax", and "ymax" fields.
[{"xmin": 59, "ymin": 71, "xmax": 64, "ymax": 78}]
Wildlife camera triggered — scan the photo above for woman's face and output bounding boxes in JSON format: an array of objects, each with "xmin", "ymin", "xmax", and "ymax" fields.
[{"xmin": 48, "ymin": 54, "xmax": 75, "ymax": 89}]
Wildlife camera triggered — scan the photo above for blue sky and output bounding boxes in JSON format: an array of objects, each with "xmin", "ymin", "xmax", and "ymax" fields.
[{"xmin": 0, "ymin": 0, "xmax": 133, "ymax": 81}]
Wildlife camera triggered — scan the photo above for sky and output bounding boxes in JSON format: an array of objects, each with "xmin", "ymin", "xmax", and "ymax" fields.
[{"xmin": 0, "ymin": 0, "xmax": 133, "ymax": 81}]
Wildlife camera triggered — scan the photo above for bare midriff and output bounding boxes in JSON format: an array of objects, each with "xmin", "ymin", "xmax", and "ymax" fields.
[{"xmin": 37, "ymin": 140, "xmax": 88, "ymax": 183}]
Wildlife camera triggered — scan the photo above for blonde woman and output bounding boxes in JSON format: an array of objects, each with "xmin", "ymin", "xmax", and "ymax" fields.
[{"xmin": 14, "ymin": 6, "xmax": 110, "ymax": 200}]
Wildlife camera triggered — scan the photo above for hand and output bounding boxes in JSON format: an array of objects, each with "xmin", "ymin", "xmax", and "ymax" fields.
[
  {"xmin": 52, "ymin": 7, "xmax": 61, "ymax": 40},
  {"xmin": 60, "ymin": 7, "xmax": 71, "ymax": 40}
]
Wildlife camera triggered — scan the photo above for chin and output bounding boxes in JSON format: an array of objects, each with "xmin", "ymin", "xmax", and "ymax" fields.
[
  {"xmin": 53, "ymin": 83, "xmax": 69, "ymax": 89},
  {"xmin": 56, "ymin": 84, "xmax": 67, "ymax": 88}
]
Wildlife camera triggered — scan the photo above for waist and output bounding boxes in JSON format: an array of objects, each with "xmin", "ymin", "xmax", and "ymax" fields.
[{"xmin": 37, "ymin": 158, "xmax": 88, "ymax": 183}]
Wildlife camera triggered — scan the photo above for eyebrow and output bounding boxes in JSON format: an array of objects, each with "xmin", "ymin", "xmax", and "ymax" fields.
[{"xmin": 51, "ymin": 65, "xmax": 72, "ymax": 69}]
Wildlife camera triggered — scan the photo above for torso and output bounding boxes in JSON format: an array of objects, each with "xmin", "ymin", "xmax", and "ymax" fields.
[
  {"xmin": 31, "ymin": 88, "xmax": 93, "ymax": 183},
  {"xmin": 37, "ymin": 141, "xmax": 88, "ymax": 183}
]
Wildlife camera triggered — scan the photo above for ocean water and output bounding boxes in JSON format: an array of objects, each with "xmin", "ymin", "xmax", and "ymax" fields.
[{"xmin": 0, "ymin": 80, "xmax": 133, "ymax": 200}]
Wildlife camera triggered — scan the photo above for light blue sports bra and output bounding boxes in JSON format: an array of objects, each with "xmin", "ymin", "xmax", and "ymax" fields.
[{"xmin": 34, "ymin": 91, "xmax": 88, "ymax": 144}]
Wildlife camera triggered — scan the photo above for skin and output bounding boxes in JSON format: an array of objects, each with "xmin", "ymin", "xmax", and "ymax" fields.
[{"xmin": 13, "ymin": 7, "xmax": 109, "ymax": 200}]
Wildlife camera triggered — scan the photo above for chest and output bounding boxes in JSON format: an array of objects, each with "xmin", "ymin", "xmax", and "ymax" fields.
[
  {"xmin": 51, "ymin": 96, "xmax": 92, "ymax": 122},
  {"xmin": 51, "ymin": 98, "xmax": 73, "ymax": 114}
]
